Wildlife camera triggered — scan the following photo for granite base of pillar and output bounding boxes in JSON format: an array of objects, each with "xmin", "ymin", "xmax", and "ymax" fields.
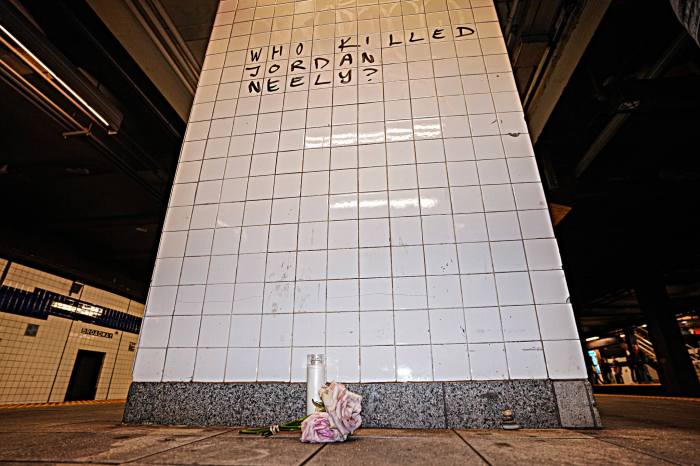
[{"xmin": 123, "ymin": 380, "xmax": 601, "ymax": 429}]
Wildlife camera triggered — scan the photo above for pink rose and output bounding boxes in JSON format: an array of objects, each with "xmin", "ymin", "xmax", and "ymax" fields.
[
  {"xmin": 319, "ymin": 382, "xmax": 362, "ymax": 437},
  {"xmin": 300, "ymin": 412, "xmax": 345, "ymax": 443}
]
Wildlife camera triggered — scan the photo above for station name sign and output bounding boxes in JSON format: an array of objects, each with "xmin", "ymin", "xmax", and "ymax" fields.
[{"xmin": 80, "ymin": 328, "xmax": 114, "ymax": 339}]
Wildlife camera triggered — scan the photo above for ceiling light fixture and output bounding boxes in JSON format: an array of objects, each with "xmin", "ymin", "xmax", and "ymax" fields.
[{"xmin": 0, "ymin": 23, "xmax": 111, "ymax": 128}]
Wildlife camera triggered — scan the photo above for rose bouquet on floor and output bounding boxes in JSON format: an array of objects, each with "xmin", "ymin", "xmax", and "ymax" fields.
[{"xmin": 239, "ymin": 381, "xmax": 362, "ymax": 443}]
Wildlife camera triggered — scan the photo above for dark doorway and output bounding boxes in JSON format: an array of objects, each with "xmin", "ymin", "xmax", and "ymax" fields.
[{"xmin": 64, "ymin": 350, "xmax": 105, "ymax": 401}]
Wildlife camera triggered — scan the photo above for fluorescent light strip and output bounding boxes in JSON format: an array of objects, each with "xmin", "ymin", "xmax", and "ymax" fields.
[{"xmin": 0, "ymin": 23, "xmax": 111, "ymax": 127}]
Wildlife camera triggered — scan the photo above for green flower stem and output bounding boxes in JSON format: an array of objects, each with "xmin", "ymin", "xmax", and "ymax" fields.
[{"xmin": 239, "ymin": 415, "xmax": 310, "ymax": 437}]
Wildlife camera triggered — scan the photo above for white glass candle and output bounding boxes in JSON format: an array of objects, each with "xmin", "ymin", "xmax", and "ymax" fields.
[{"xmin": 306, "ymin": 353, "xmax": 326, "ymax": 415}]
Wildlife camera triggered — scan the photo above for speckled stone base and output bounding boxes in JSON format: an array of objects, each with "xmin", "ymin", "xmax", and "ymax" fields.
[{"xmin": 123, "ymin": 379, "xmax": 601, "ymax": 429}]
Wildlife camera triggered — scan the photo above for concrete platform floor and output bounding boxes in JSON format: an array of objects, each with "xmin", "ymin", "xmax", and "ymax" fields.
[{"xmin": 0, "ymin": 395, "xmax": 698, "ymax": 466}]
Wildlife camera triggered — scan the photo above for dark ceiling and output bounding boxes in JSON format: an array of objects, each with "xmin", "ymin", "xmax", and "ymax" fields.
[{"xmin": 0, "ymin": 0, "xmax": 189, "ymax": 299}]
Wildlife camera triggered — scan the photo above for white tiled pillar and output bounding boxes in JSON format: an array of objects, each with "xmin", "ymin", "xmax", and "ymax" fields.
[{"xmin": 133, "ymin": 0, "xmax": 587, "ymax": 386}]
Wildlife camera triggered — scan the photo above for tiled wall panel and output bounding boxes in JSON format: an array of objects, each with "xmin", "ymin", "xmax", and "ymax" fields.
[
  {"xmin": 134, "ymin": 0, "xmax": 586, "ymax": 384},
  {"xmin": 0, "ymin": 313, "xmax": 138, "ymax": 404}
]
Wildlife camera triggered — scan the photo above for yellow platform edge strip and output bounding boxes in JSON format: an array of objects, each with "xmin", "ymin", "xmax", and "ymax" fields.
[
  {"xmin": 595, "ymin": 393, "xmax": 700, "ymax": 402},
  {"xmin": 0, "ymin": 399, "xmax": 126, "ymax": 409}
]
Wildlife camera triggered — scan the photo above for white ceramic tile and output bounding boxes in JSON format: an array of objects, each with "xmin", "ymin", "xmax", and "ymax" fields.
[
  {"xmin": 536, "ymin": 304, "xmax": 579, "ymax": 340},
  {"xmin": 162, "ymin": 348, "xmax": 197, "ymax": 382},
  {"xmin": 469, "ymin": 342, "xmax": 508, "ymax": 380},
  {"xmin": 481, "ymin": 184, "xmax": 515, "ymax": 211},
  {"xmin": 169, "ymin": 316, "xmax": 201, "ymax": 347},
  {"xmin": 360, "ymin": 311, "xmax": 394, "ymax": 345},
  {"xmin": 461, "ymin": 273, "xmax": 498, "ymax": 307},
  {"xmin": 490, "ymin": 240, "xmax": 527, "ymax": 272},
  {"xmin": 389, "ymin": 189, "xmax": 420, "ymax": 217},
  {"xmin": 327, "ymin": 248, "xmax": 359, "ymax": 279},
  {"xmin": 495, "ymin": 272, "xmax": 534, "ymax": 306},
  {"xmin": 389, "ymin": 217, "xmax": 421, "ymax": 246},
  {"xmin": 326, "ymin": 312, "xmax": 360, "ymax": 346},
  {"xmin": 242, "ymin": 201, "xmax": 272, "ymax": 226},
  {"xmin": 518, "ymin": 209, "xmax": 554, "ymax": 239},
  {"xmin": 198, "ymin": 315, "xmax": 230, "ymax": 347},
  {"xmin": 360, "ymin": 346, "xmax": 396, "ymax": 382},
  {"xmin": 229, "ymin": 314, "xmax": 261, "ymax": 347},
  {"xmin": 268, "ymin": 224, "xmax": 297, "ymax": 252},
  {"xmin": 450, "ymin": 186, "xmax": 483, "ymax": 213},
  {"xmin": 132, "ymin": 348, "xmax": 166, "ymax": 382},
  {"xmin": 543, "ymin": 340, "xmax": 588, "ymax": 379},
  {"xmin": 158, "ymin": 231, "xmax": 192, "ymax": 257},
  {"xmin": 359, "ymin": 218, "xmax": 390, "ymax": 247},
  {"xmin": 258, "ymin": 347, "xmax": 291, "ymax": 381},
  {"xmin": 427, "ymin": 311, "xmax": 469, "ymax": 352},
  {"xmin": 359, "ymin": 247, "xmax": 391, "ymax": 278},
  {"xmin": 396, "ymin": 345, "xmax": 433, "ymax": 381},
  {"xmin": 260, "ymin": 313, "xmax": 292, "ymax": 346},
  {"xmin": 290, "ymin": 346, "xmax": 325, "ymax": 382},
  {"xmin": 421, "ymin": 215, "xmax": 455, "ymax": 244},
  {"xmin": 263, "ymin": 282, "xmax": 294, "ymax": 313},
  {"xmin": 146, "ymin": 286, "xmax": 177, "ymax": 316},
  {"xmin": 327, "ymin": 279, "xmax": 359, "ymax": 311},
  {"xmin": 500, "ymin": 305, "xmax": 540, "ymax": 341},
  {"xmin": 292, "ymin": 313, "xmax": 326, "ymax": 346},
  {"xmin": 417, "ymin": 163, "xmax": 449, "ymax": 188},
  {"xmin": 444, "ymin": 137, "xmax": 475, "ymax": 161},
  {"xmin": 415, "ymin": 139, "xmax": 445, "ymax": 163},
  {"xmin": 394, "ymin": 310, "xmax": 430, "ymax": 345},
  {"xmin": 424, "ymin": 244, "xmax": 459, "ymax": 275},
  {"xmin": 207, "ymin": 255, "xmax": 238, "ymax": 284},
  {"xmin": 273, "ymin": 173, "xmax": 301, "ymax": 198},
  {"xmin": 212, "ymin": 228, "xmax": 241, "ymax": 255},
  {"xmin": 297, "ymin": 222, "xmax": 328, "ymax": 250},
  {"xmin": 225, "ymin": 347, "xmax": 258, "ymax": 381},
  {"xmin": 193, "ymin": 348, "xmax": 227, "ymax": 381},
  {"xmin": 139, "ymin": 317, "xmax": 172, "ymax": 348},
  {"xmin": 235, "ymin": 253, "xmax": 266, "ymax": 283},
  {"xmin": 524, "ymin": 238, "xmax": 562, "ymax": 270},
  {"xmin": 296, "ymin": 250, "xmax": 327, "ymax": 280},
  {"xmin": 464, "ymin": 307, "xmax": 502, "ymax": 343},
  {"xmin": 456, "ymin": 242, "xmax": 492, "ymax": 274},
  {"xmin": 391, "ymin": 246, "xmax": 425, "ymax": 277},
  {"xmin": 530, "ymin": 270, "xmax": 570, "ymax": 304},
  {"xmin": 174, "ymin": 285, "xmax": 204, "ymax": 315},
  {"xmin": 432, "ymin": 344, "xmax": 470, "ymax": 381},
  {"xmin": 486, "ymin": 211, "xmax": 522, "ymax": 241},
  {"xmin": 392, "ymin": 276, "xmax": 428, "ymax": 310},
  {"xmin": 512, "ymin": 183, "xmax": 547, "ymax": 210},
  {"xmin": 505, "ymin": 341, "xmax": 547, "ymax": 379},
  {"xmin": 295, "ymin": 280, "xmax": 326, "ymax": 312},
  {"xmin": 426, "ymin": 275, "xmax": 463, "ymax": 308},
  {"xmin": 326, "ymin": 346, "xmax": 360, "ymax": 382}
]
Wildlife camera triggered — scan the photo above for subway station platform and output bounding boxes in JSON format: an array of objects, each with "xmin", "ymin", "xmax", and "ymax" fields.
[{"xmin": 0, "ymin": 395, "xmax": 698, "ymax": 465}]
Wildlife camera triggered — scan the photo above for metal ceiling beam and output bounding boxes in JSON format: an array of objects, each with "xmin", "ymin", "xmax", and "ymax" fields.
[
  {"xmin": 86, "ymin": 0, "xmax": 197, "ymax": 120},
  {"xmin": 525, "ymin": 0, "xmax": 611, "ymax": 144},
  {"xmin": 574, "ymin": 32, "xmax": 689, "ymax": 178}
]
